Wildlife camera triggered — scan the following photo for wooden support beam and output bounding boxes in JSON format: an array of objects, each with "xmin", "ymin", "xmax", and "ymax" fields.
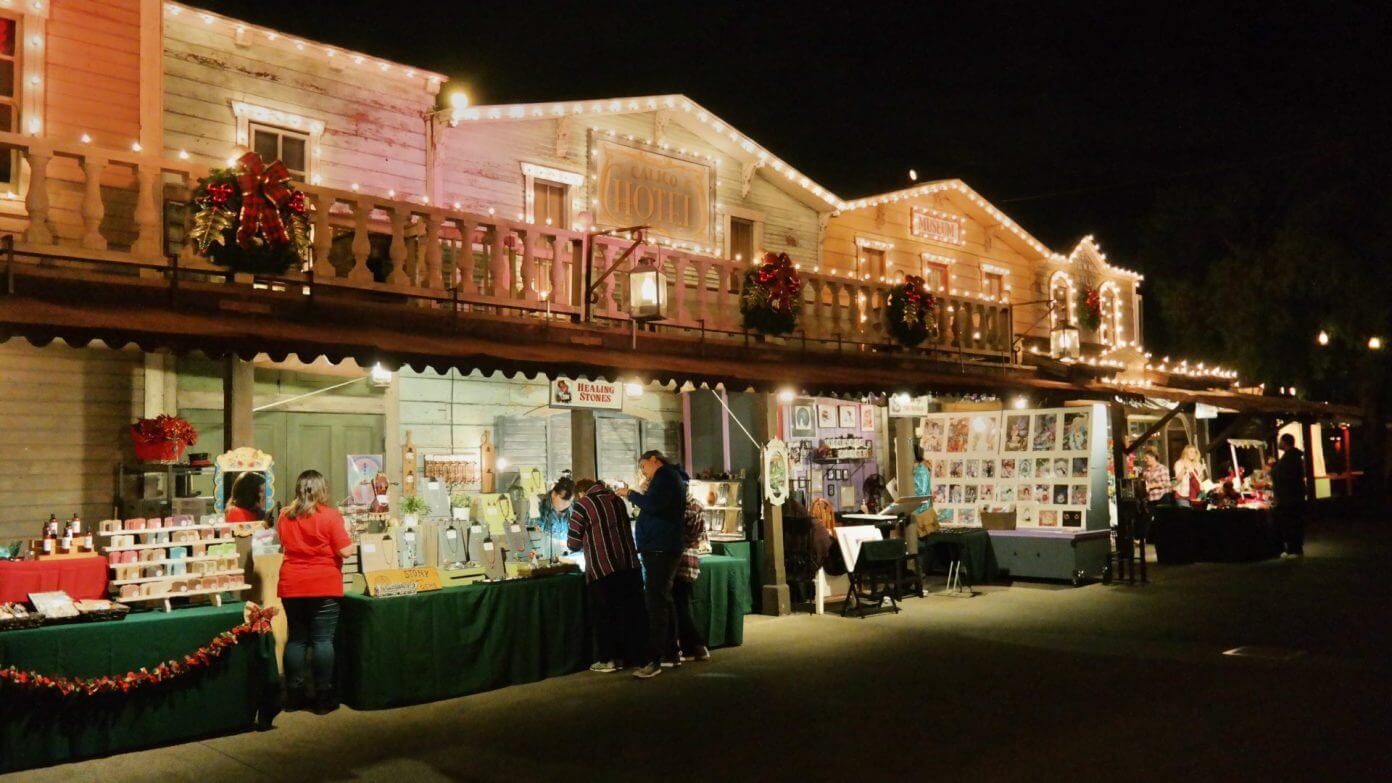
[
  {"xmin": 1124, "ymin": 402, "xmax": 1193, "ymax": 456},
  {"xmin": 756, "ymin": 392, "xmax": 790, "ymax": 616},
  {"xmin": 1204, "ymin": 413, "xmax": 1255, "ymax": 455}
]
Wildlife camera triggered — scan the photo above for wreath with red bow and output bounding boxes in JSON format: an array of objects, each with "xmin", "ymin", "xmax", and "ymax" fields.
[
  {"xmin": 739, "ymin": 252, "xmax": 803, "ymax": 336},
  {"xmin": 190, "ymin": 151, "xmax": 311, "ymax": 275},
  {"xmin": 885, "ymin": 274, "xmax": 939, "ymax": 347},
  {"xmin": 0, "ymin": 606, "xmax": 275, "ymax": 698},
  {"xmin": 1077, "ymin": 286, "xmax": 1103, "ymax": 331}
]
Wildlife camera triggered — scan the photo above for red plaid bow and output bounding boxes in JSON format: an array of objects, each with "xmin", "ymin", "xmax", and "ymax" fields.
[{"xmin": 234, "ymin": 151, "xmax": 293, "ymax": 249}]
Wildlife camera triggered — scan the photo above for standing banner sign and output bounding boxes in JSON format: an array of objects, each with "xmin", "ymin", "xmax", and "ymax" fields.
[
  {"xmin": 549, "ymin": 378, "xmax": 623, "ymax": 411},
  {"xmin": 764, "ymin": 439, "xmax": 791, "ymax": 506}
]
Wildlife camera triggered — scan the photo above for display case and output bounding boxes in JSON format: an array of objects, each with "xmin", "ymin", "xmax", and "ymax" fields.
[
  {"xmin": 690, "ymin": 479, "xmax": 745, "ymax": 542},
  {"xmin": 116, "ymin": 463, "xmax": 217, "ymax": 521}
]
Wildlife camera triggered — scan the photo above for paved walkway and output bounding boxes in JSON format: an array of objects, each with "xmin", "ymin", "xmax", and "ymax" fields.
[{"xmin": 7, "ymin": 519, "xmax": 1390, "ymax": 782}]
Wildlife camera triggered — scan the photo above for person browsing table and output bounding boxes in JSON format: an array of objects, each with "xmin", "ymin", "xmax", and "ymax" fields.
[{"xmin": 616, "ymin": 450, "xmax": 688, "ymax": 680}]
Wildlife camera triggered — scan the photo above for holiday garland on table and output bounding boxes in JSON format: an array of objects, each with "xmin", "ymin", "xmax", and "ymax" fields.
[
  {"xmin": 885, "ymin": 274, "xmax": 939, "ymax": 347},
  {"xmin": 0, "ymin": 606, "xmax": 275, "ymax": 698},
  {"xmin": 739, "ymin": 251, "xmax": 803, "ymax": 336},
  {"xmin": 1077, "ymin": 285, "xmax": 1103, "ymax": 331},
  {"xmin": 189, "ymin": 151, "xmax": 311, "ymax": 275}
]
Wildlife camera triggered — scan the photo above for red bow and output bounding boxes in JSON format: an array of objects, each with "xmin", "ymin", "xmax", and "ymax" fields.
[{"xmin": 234, "ymin": 151, "xmax": 293, "ymax": 249}]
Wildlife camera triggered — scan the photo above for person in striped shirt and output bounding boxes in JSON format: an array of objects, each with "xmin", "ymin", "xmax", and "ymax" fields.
[{"xmin": 567, "ymin": 479, "xmax": 646, "ymax": 672}]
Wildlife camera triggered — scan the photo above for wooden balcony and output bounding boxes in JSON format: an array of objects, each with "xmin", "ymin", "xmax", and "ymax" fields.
[{"xmin": 0, "ymin": 133, "xmax": 1012, "ymax": 359}]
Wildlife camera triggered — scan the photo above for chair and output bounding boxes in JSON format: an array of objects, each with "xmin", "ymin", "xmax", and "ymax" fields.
[{"xmin": 842, "ymin": 538, "xmax": 907, "ymax": 618}]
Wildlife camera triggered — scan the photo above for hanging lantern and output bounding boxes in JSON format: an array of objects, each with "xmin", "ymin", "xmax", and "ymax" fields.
[
  {"xmin": 1050, "ymin": 321, "xmax": 1080, "ymax": 360},
  {"xmin": 629, "ymin": 262, "xmax": 668, "ymax": 322}
]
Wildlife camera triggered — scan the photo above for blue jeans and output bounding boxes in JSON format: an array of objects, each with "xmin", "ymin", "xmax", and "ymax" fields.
[
  {"xmin": 640, "ymin": 551, "xmax": 680, "ymax": 664},
  {"xmin": 282, "ymin": 597, "xmax": 340, "ymax": 693}
]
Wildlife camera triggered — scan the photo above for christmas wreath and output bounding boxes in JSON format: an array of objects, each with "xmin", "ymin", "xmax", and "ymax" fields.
[
  {"xmin": 885, "ymin": 274, "xmax": 939, "ymax": 347},
  {"xmin": 0, "ymin": 605, "xmax": 275, "ymax": 697},
  {"xmin": 190, "ymin": 151, "xmax": 311, "ymax": 275},
  {"xmin": 739, "ymin": 251, "xmax": 803, "ymax": 336},
  {"xmin": 1077, "ymin": 285, "xmax": 1103, "ymax": 331}
]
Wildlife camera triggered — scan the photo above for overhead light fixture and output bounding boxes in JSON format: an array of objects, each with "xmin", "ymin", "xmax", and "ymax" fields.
[
  {"xmin": 777, "ymin": 389, "xmax": 796, "ymax": 403},
  {"xmin": 1369, "ymin": 336, "xmax": 1383, "ymax": 351},
  {"xmin": 1316, "ymin": 330, "xmax": 1329, "ymax": 346},
  {"xmin": 1012, "ymin": 396, "xmax": 1028, "ymax": 410},
  {"xmin": 624, "ymin": 381, "xmax": 645, "ymax": 398},
  {"xmin": 369, "ymin": 364, "xmax": 393, "ymax": 387}
]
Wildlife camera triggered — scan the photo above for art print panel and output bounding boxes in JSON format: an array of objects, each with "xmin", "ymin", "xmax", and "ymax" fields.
[
  {"xmin": 1038, "ymin": 510, "xmax": 1059, "ymax": 527},
  {"xmin": 1053, "ymin": 458, "xmax": 1070, "ymax": 478},
  {"xmin": 1032, "ymin": 413, "xmax": 1059, "ymax": 451},
  {"xmin": 1053, "ymin": 484, "xmax": 1070, "ymax": 505},
  {"xmin": 921, "ymin": 419, "xmax": 945, "ymax": 453},
  {"xmin": 1072, "ymin": 457, "xmax": 1089, "ymax": 478},
  {"xmin": 1070, "ymin": 484, "xmax": 1089, "ymax": 505},
  {"xmin": 1004, "ymin": 414, "xmax": 1030, "ymax": 452},
  {"xmin": 1062, "ymin": 510, "xmax": 1083, "ymax": 528},
  {"xmin": 838, "ymin": 405, "xmax": 858, "ymax": 429},
  {"xmin": 949, "ymin": 460, "xmax": 964, "ymax": 478},
  {"xmin": 1018, "ymin": 458, "xmax": 1034, "ymax": 479},
  {"xmin": 790, "ymin": 402, "xmax": 816, "ymax": 438},
  {"xmin": 982, "ymin": 460, "xmax": 996, "ymax": 479},
  {"xmin": 964, "ymin": 485, "xmax": 978, "ymax": 504},
  {"xmin": 999, "ymin": 486, "xmax": 1016, "ymax": 503},
  {"xmin": 938, "ymin": 508, "xmax": 955, "ymax": 525},
  {"xmin": 1000, "ymin": 458, "xmax": 1017, "ymax": 479},
  {"xmin": 946, "ymin": 416, "xmax": 970, "ymax": 453},
  {"xmin": 860, "ymin": 404, "xmax": 876, "ymax": 432},
  {"xmin": 1036, "ymin": 458, "xmax": 1053, "ymax": 478},
  {"xmin": 959, "ymin": 508, "xmax": 978, "ymax": 526},
  {"xmin": 949, "ymin": 485, "xmax": 963, "ymax": 503},
  {"xmin": 1062, "ymin": 411, "xmax": 1091, "ymax": 452},
  {"xmin": 1018, "ymin": 485, "xmax": 1034, "ymax": 503},
  {"xmin": 817, "ymin": 404, "xmax": 837, "ymax": 429},
  {"xmin": 965, "ymin": 459, "xmax": 980, "ymax": 479}
]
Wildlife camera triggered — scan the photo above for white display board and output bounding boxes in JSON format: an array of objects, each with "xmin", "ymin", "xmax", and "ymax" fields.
[{"xmin": 920, "ymin": 407, "xmax": 1094, "ymax": 529}]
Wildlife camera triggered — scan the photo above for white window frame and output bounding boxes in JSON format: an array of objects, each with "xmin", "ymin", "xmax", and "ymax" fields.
[
  {"xmin": 231, "ymin": 101, "xmax": 324, "ymax": 183},
  {"xmin": 247, "ymin": 122, "xmax": 312, "ymax": 182},
  {"xmin": 855, "ymin": 235, "xmax": 894, "ymax": 281},
  {"xmin": 522, "ymin": 162, "xmax": 584, "ymax": 226},
  {"xmin": 2, "ymin": 4, "xmax": 46, "ymax": 204},
  {"xmin": 722, "ymin": 204, "xmax": 765, "ymax": 263}
]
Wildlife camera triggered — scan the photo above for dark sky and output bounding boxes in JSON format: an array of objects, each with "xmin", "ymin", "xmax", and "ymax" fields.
[{"xmin": 200, "ymin": 0, "xmax": 1387, "ymax": 270}]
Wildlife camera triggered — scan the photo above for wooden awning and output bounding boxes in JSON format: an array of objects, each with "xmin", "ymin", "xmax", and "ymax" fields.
[{"xmin": 0, "ymin": 266, "xmax": 1358, "ymax": 419}]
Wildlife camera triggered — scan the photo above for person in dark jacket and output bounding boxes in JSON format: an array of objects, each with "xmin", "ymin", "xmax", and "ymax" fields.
[
  {"xmin": 1271, "ymin": 433, "xmax": 1308, "ymax": 558},
  {"xmin": 616, "ymin": 450, "xmax": 688, "ymax": 679}
]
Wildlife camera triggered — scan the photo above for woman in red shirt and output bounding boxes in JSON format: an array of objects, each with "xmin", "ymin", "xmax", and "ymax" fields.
[
  {"xmin": 277, "ymin": 470, "xmax": 354, "ymax": 714},
  {"xmin": 226, "ymin": 472, "xmax": 265, "ymax": 524}
]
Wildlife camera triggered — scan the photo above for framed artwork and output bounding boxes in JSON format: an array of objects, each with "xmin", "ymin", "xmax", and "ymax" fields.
[
  {"xmin": 1053, "ymin": 485, "xmax": 1070, "ymax": 505},
  {"xmin": 1072, "ymin": 457, "xmax": 1089, "ymax": 477},
  {"xmin": 1070, "ymin": 484, "xmax": 1089, "ymax": 505},
  {"xmin": 791, "ymin": 401, "xmax": 816, "ymax": 438},
  {"xmin": 1000, "ymin": 459, "xmax": 1017, "ymax": 479},
  {"xmin": 1062, "ymin": 411, "xmax": 1091, "ymax": 452},
  {"xmin": 860, "ymin": 404, "xmax": 876, "ymax": 432},
  {"xmin": 921, "ymin": 419, "xmax": 945, "ymax": 452},
  {"xmin": 965, "ymin": 459, "xmax": 980, "ymax": 478},
  {"xmin": 982, "ymin": 460, "xmax": 996, "ymax": 479},
  {"xmin": 764, "ymin": 439, "xmax": 791, "ymax": 506},
  {"xmin": 811, "ymin": 469, "xmax": 824, "ymax": 493},
  {"xmin": 1004, "ymin": 414, "xmax": 1030, "ymax": 452},
  {"xmin": 1062, "ymin": 510, "xmax": 1083, "ymax": 528},
  {"xmin": 1039, "ymin": 510, "xmax": 1058, "ymax": 527},
  {"xmin": 1032, "ymin": 413, "xmax": 1059, "ymax": 451},
  {"xmin": 946, "ymin": 416, "xmax": 970, "ymax": 453},
  {"xmin": 817, "ymin": 404, "xmax": 837, "ymax": 429},
  {"xmin": 838, "ymin": 404, "xmax": 858, "ymax": 429},
  {"xmin": 1036, "ymin": 458, "xmax": 1053, "ymax": 478}
]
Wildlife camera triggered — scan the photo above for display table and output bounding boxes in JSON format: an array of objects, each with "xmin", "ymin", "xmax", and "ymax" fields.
[
  {"xmin": 0, "ymin": 556, "xmax": 109, "ymax": 603},
  {"xmin": 710, "ymin": 540, "xmax": 763, "ymax": 613},
  {"xmin": 988, "ymin": 529, "xmax": 1111, "ymax": 584},
  {"xmin": 0, "ymin": 603, "xmax": 278, "ymax": 773},
  {"xmin": 694, "ymin": 554, "xmax": 751, "ymax": 647},
  {"xmin": 1152, "ymin": 507, "xmax": 1280, "ymax": 564},
  {"xmin": 338, "ymin": 573, "xmax": 588, "ymax": 710},
  {"xmin": 919, "ymin": 529, "xmax": 1000, "ymax": 583}
]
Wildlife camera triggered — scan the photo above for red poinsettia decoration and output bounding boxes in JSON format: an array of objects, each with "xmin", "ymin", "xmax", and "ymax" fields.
[
  {"xmin": 885, "ymin": 274, "xmax": 940, "ymax": 347},
  {"xmin": 739, "ymin": 251, "xmax": 804, "ymax": 335},
  {"xmin": 131, "ymin": 415, "xmax": 199, "ymax": 446},
  {"xmin": 1077, "ymin": 285, "xmax": 1103, "ymax": 331},
  {"xmin": 0, "ymin": 606, "xmax": 275, "ymax": 698}
]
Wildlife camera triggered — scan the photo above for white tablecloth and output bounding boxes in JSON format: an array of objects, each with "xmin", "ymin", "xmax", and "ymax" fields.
[{"xmin": 834, "ymin": 525, "xmax": 884, "ymax": 572}]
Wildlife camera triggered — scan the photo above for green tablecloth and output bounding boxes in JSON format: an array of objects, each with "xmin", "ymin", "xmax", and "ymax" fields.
[
  {"xmin": 0, "ymin": 603, "xmax": 278, "ymax": 773},
  {"xmin": 710, "ymin": 540, "xmax": 763, "ymax": 613},
  {"xmin": 338, "ymin": 573, "xmax": 589, "ymax": 710},
  {"xmin": 920, "ymin": 529, "xmax": 1001, "ymax": 583},
  {"xmin": 694, "ymin": 554, "xmax": 751, "ymax": 647}
]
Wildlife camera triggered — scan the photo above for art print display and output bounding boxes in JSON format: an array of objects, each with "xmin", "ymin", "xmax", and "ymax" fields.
[
  {"xmin": 791, "ymin": 402, "xmax": 817, "ymax": 438},
  {"xmin": 1062, "ymin": 511, "xmax": 1083, "ymax": 528},
  {"xmin": 915, "ymin": 407, "xmax": 1093, "ymax": 529},
  {"xmin": 860, "ymin": 404, "xmax": 877, "ymax": 432}
]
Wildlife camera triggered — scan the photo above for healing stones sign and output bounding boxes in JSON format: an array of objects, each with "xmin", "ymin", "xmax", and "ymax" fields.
[
  {"xmin": 549, "ymin": 377, "xmax": 623, "ymax": 411},
  {"xmin": 593, "ymin": 138, "xmax": 712, "ymax": 245}
]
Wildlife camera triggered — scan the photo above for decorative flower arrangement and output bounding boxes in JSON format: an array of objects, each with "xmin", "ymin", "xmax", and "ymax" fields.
[
  {"xmin": 739, "ymin": 251, "xmax": 803, "ymax": 336},
  {"xmin": 1077, "ymin": 285, "xmax": 1103, "ymax": 331},
  {"xmin": 130, "ymin": 415, "xmax": 198, "ymax": 462},
  {"xmin": 885, "ymin": 274, "xmax": 939, "ymax": 347},
  {"xmin": 189, "ymin": 151, "xmax": 311, "ymax": 275},
  {"xmin": 0, "ymin": 606, "xmax": 275, "ymax": 697}
]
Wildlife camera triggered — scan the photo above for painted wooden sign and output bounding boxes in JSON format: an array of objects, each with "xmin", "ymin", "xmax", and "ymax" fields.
[
  {"xmin": 593, "ymin": 138, "xmax": 712, "ymax": 244},
  {"xmin": 365, "ymin": 567, "xmax": 443, "ymax": 597},
  {"xmin": 549, "ymin": 378, "xmax": 623, "ymax": 410}
]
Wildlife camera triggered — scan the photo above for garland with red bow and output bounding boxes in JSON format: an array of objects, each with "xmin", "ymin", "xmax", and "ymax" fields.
[
  {"xmin": 885, "ymin": 274, "xmax": 939, "ymax": 347},
  {"xmin": 1077, "ymin": 285, "xmax": 1103, "ymax": 331},
  {"xmin": 0, "ymin": 606, "xmax": 275, "ymax": 698},
  {"xmin": 190, "ymin": 152, "xmax": 311, "ymax": 275},
  {"xmin": 739, "ymin": 251, "xmax": 803, "ymax": 336}
]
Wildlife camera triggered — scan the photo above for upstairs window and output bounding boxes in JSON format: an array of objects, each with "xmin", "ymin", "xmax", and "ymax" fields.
[
  {"xmin": 250, "ymin": 123, "xmax": 309, "ymax": 182},
  {"xmin": 861, "ymin": 247, "xmax": 886, "ymax": 280},
  {"xmin": 729, "ymin": 216, "xmax": 756, "ymax": 263},
  {"xmin": 982, "ymin": 272, "xmax": 1004, "ymax": 299},
  {"xmin": 0, "ymin": 16, "xmax": 18, "ymax": 187},
  {"xmin": 532, "ymin": 179, "xmax": 568, "ymax": 227}
]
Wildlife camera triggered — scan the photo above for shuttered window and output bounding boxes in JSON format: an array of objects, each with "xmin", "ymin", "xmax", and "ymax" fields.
[
  {"xmin": 496, "ymin": 414, "xmax": 572, "ymax": 488},
  {"xmin": 0, "ymin": 16, "xmax": 18, "ymax": 187},
  {"xmin": 250, "ymin": 123, "xmax": 309, "ymax": 182},
  {"xmin": 729, "ymin": 217, "xmax": 755, "ymax": 263},
  {"xmin": 862, "ymin": 247, "xmax": 886, "ymax": 279},
  {"xmin": 532, "ymin": 180, "xmax": 567, "ymax": 227}
]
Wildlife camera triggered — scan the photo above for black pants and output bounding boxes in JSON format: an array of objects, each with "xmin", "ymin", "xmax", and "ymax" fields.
[
  {"xmin": 282, "ymin": 597, "xmax": 340, "ymax": 694},
  {"xmin": 1276, "ymin": 502, "xmax": 1306, "ymax": 555},
  {"xmin": 671, "ymin": 577, "xmax": 707, "ymax": 657},
  {"xmin": 640, "ymin": 551, "xmax": 680, "ymax": 664},
  {"xmin": 587, "ymin": 568, "xmax": 647, "ymax": 665}
]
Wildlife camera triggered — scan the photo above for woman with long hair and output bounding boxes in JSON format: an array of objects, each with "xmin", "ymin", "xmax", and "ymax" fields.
[
  {"xmin": 1173, "ymin": 445, "xmax": 1207, "ymax": 504},
  {"xmin": 277, "ymin": 470, "xmax": 354, "ymax": 714},
  {"xmin": 226, "ymin": 472, "xmax": 266, "ymax": 523}
]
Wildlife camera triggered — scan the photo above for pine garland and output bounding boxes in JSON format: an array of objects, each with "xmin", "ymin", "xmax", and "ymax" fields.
[
  {"xmin": 885, "ymin": 274, "xmax": 939, "ymax": 347},
  {"xmin": 739, "ymin": 251, "xmax": 803, "ymax": 336}
]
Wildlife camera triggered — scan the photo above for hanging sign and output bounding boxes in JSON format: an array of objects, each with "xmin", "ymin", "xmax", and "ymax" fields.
[
  {"xmin": 910, "ymin": 206, "xmax": 965, "ymax": 245},
  {"xmin": 549, "ymin": 378, "xmax": 623, "ymax": 410},
  {"xmin": 764, "ymin": 439, "xmax": 791, "ymax": 506},
  {"xmin": 1195, "ymin": 403, "xmax": 1218, "ymax": 420},
  {"xmin": 888, "ymin": 394, "xmax": 930, "ymax": 417},
  {"xmin": 593, "ymin": 138, "xmax": 713, "ymax": 245}
]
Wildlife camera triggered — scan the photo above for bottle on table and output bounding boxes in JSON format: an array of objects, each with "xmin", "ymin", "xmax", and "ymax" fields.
[{"xmin": 40, "ymin": 522, "xmax": 56, "ymax": 556}]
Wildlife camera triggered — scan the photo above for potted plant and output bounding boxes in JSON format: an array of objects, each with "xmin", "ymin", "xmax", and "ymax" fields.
[
  {"xmin": 450, "ymin": 493, "xmax": 472, "ymax": 522},
  {"xmin": 399, "ymin": 495, "xmax": 430, "ymax": 528},
  {"xmin": 129, "ymin": 415, "xmax": 199, "ymax": 463}
]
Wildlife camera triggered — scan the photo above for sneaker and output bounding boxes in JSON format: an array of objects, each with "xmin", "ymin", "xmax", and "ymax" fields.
[
  {"xmin": 660, "ymin": 657, "xmax": 682, "ymax": 668},
  {"xmin": 679, "ymin": 647, "xmax": 711, "ymax": 663},
  {"xmin": 589, "ymin": 660, "xmax": 621, "ymax": 673},
  {"xmin": 632, "ymin": 662, "xmax": 663, "ymax": 679}
]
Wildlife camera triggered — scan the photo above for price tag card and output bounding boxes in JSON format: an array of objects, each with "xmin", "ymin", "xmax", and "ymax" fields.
[
  {"xmin": 446, "ymin": 529, "xmax": 458, "ymax": 540},
  {"xmin": 483, "ymin": 542, "xmax": 494, "ymax": 551}
]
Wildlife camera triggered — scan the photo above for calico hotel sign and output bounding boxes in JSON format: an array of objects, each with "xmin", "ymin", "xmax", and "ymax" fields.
[{"xmin": 593, "ymin": 138, "xmax": 713, "ymax": 245}]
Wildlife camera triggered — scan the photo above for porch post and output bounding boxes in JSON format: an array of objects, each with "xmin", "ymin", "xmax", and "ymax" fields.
[
  {"xmin": 893, "ymin": 417, "xmax": 916, "ymax": 498},
  {"xmin": 756, "ymin": 392, "xmax": 790, "ymax": 616},
  {"xmin": 571, "ymin": 410, "xmax": 597, "ymax": 480},
  {"xmin": 223, "ymin": 356, "xmax": 255, "ymax": 450}
]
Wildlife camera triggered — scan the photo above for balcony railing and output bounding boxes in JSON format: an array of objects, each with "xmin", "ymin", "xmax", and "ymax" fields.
[{"xmin": 1, "ymin": 133, "xmax": 1012, "ymax": 357}]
